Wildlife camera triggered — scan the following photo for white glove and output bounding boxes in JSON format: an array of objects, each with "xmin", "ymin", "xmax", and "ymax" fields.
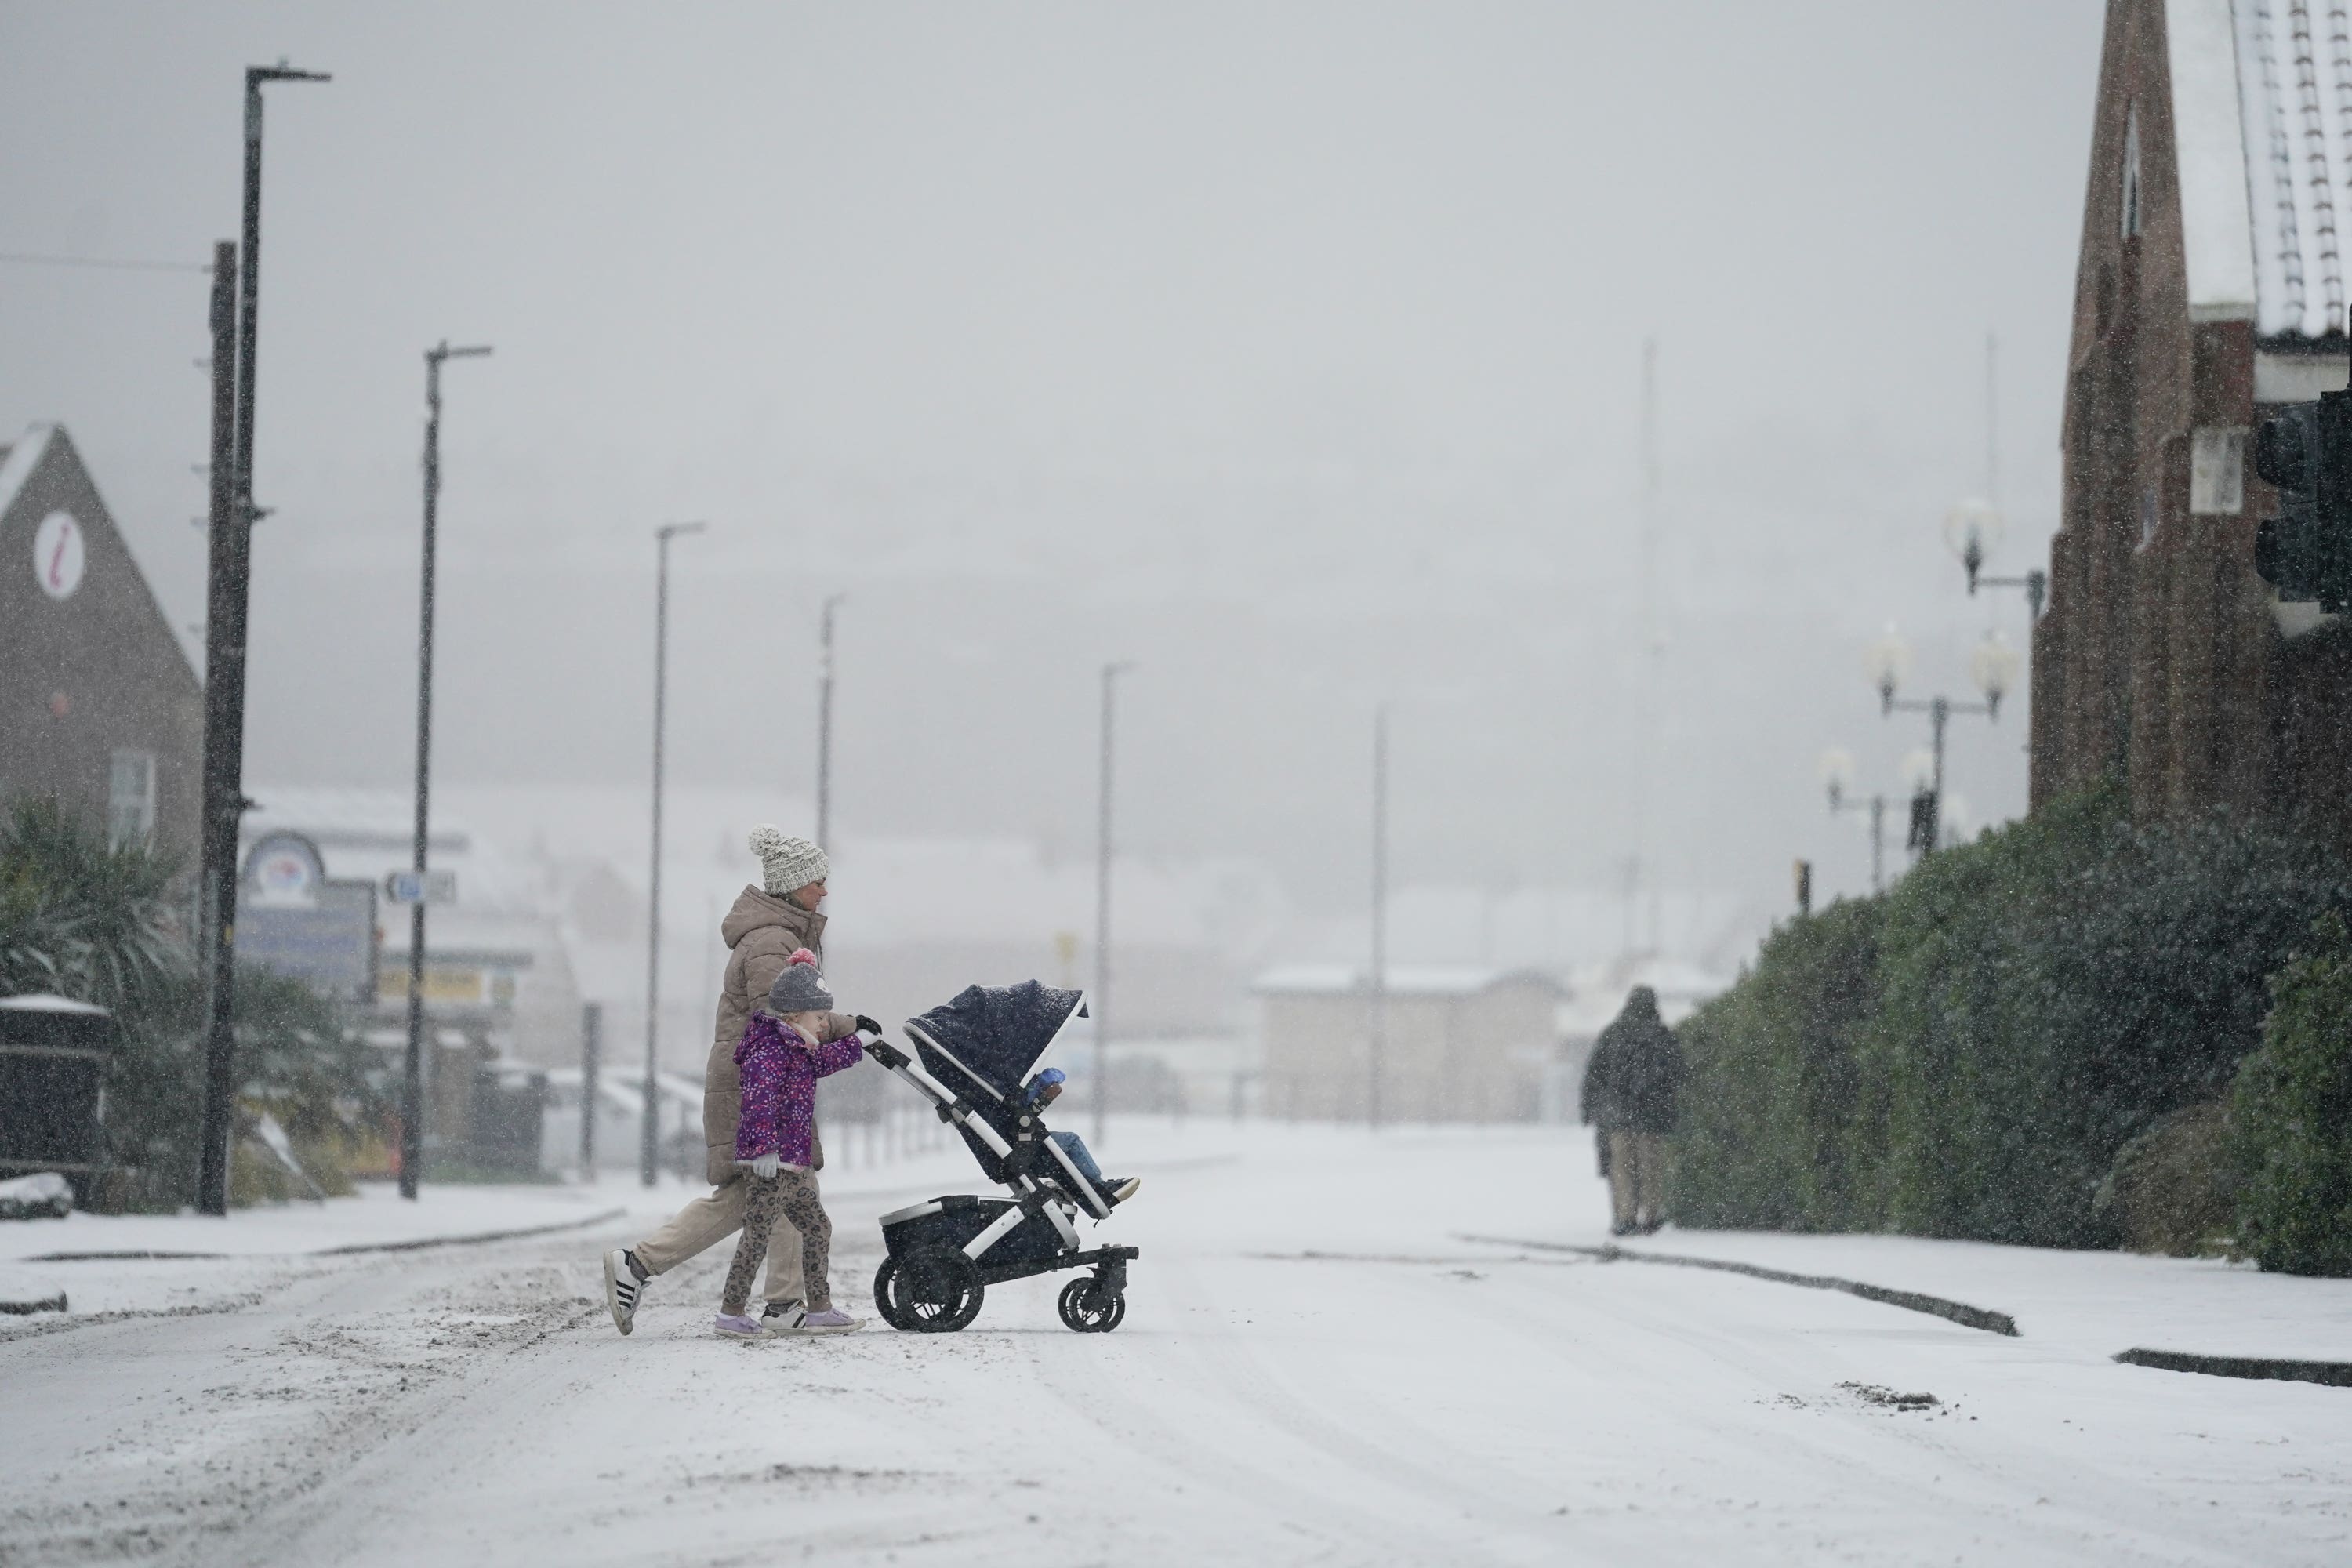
[{"xmin": 743, "ymin": 1153, "xmax": 782, "ymax": 1180}]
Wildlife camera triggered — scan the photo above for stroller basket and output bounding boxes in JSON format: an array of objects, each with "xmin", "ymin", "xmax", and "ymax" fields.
[{"xmin": 859, "ymin": 981, "xmax": 1138, "ymax": 1334}]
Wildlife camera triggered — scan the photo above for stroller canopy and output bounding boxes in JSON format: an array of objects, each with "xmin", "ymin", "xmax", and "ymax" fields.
[{"xmin": 906, "ymin": 982, "xmax": 1084, "ymax": 1105}]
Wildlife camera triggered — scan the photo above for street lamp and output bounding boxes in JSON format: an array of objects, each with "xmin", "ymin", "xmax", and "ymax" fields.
[
  {"xmin": 816, "ymin": 593, "xmax": 845, "ymax": 851},
  {"xmin": 644, "ymin": 521, "xmax": 707, "ymax": 1188},
  {"xmin": 194, "ymin": 60, "xmax": 330, "ymax": 1218},
  {"xmin": 1946, "ymin": 497, "xmax": 2047, "ymax": 621},
  {"xmin": 1867, "ymin": 626, "xmax": 2006, "ymax": 855},
  {"xmin": 400, "ymin": 340, "xmax": 492, "ymax": 1200},
  {"xmin": 1094, "ymin": 659, "xmax": 1137, "ymax": 1152},
  {"xmin": 1818, "ymin": 746, "xmax": 1891, "ymax": 894}
]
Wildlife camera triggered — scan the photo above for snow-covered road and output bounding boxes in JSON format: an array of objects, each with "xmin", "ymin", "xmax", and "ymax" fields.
[{"xmin": 2, "ymin": 1123, "xmax": 2346, "ymax": 1566}]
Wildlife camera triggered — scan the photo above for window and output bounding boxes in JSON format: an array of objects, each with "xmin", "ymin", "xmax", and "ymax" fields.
[
  {"xmin": 2190, "ymin": 429, "xmax": 2248, "ymax": 514},
  {"xmin": 107, "ymin": 750, "xmax": 155, "ymax": 850},
  {"xmin": 2122, "ymin": 103, "xmax": 2143, "ymax": 240}
]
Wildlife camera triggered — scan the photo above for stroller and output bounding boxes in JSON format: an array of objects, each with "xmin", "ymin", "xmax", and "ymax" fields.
[{"xmin": 861, "ymin": 981, "xmax": 1138, "ymax": 1333}]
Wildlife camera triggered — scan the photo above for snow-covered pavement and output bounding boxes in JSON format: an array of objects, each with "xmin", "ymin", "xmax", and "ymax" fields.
[{"xmin": 2, "ymin": 1122, "xmax": 2347, "ymax": 1566}]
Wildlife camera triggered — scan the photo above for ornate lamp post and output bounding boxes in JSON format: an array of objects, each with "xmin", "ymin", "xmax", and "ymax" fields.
[
  {"xmin": 1946, "ymin": 498, "xmax": 2046, "ymax": 621},
  {"xmin": 1818, "ymin": 746, "xmax": 1890, "ymax": 894},
  {"xmin": 1865, "ymin": 626, "xmax": 2016, "ymax": 855}
]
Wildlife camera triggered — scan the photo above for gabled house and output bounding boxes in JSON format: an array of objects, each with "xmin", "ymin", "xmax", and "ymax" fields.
[
  {"xmin": 2035, "ymin": 0, "xmax": 2352, "ymax": 833},
  {"xmin": 0, "ymin": 426, "xmax": 201, "ymax": 857}
]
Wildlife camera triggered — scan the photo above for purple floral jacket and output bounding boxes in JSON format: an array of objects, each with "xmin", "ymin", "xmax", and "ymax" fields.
[{"xmin": 733, "ymin": 1013, "xmax": 865, "ymax": 1170}]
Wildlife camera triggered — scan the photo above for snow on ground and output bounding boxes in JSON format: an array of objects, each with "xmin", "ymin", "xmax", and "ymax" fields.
[
  {"xmin": 1, "ymin": 1120, "xmax": 2347, "ymax": 1566},
  {"xmin": 1584, "ymin": 1223, "xmax": 2352, "ymax": 1365}
]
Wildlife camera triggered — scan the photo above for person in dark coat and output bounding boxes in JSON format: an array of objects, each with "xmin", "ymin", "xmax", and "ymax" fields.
[{"xmin": 1580, "ymin": 985, "xmax": 1684, "ymax": 1236}]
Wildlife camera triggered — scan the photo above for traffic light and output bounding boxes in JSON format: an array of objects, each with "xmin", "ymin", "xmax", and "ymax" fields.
[{"xmin": 2253, "ymin": 386, "xmax": 2352, "ymax": 612}]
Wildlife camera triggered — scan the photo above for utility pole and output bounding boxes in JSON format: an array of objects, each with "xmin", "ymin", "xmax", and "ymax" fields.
[
  {"xmin": 1093, "ymin": 660, "xmax": 1134, "ymax": 1151},
  {"xmin": 580, "ymin": 1002, "xmax": 602, "ymax": 1177},
  {"xmin": 816, "ymin": 593, "xmax": 844, "ymax": 850},
  {"xmin": 644, "ymin": 522, "xmax": 706, "ymax": 1186},
  {"xmin": 1635, "ymin": 336, "xmax": 1665, "ymax": 956},
  {"xmin": 401, "ymin": 340, "xmax": 492, "ymax": 1200},
  {"xmin": 1985, "ymin": 329, "xmax": 1999, "ymax": 509},
  {"xmin": 195, "ymin": 62, "xmax": 328, "ymax": 1218},
  {"xmin": 194, "ymin": 238, "xmax": 239, "ymax": 1217},
  {"xmin": 1369, "ymin": 702, "xmax": 1388, "ymax": 1130}
]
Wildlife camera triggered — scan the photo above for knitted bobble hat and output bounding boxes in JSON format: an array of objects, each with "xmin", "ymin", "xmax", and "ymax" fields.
[
  {"xmin": 747, "ymin": 824, "xmax": 829, "ymax": 895},
  {"xmin": 766, "ymin": 948, "xmax": 836, "ymax": 1014}
]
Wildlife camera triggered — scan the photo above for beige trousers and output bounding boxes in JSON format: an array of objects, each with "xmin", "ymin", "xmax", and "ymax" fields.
[
  {"xmin": 632, "ymin": 1173, "xmax": 810, "ymax": 1306},
  {"xmin": 1608, "ymin": 1131, "xmax": 1668, "ymax": 1230}
]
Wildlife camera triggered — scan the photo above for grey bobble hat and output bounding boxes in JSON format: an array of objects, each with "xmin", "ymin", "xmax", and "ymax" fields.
[
  {"xmin": 766, "ymin": 949, "xmax": 836, "ymax": 1014},
  {"xmin": 748, "ymin": 824, "xmax": 828, "ymax": 895}
]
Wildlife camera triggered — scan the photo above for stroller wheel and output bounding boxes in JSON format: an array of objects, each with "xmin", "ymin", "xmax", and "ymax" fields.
[
  {"xmin": 871, "ymin": 1260, "xmax": 914, "ymax": 1332},
  {"xmin": 880, "ymin": 1247, "xmax": 984, "ymax": 1333},
  {"xmin": 1057, "ymin": 1276, "xmax": 1127, "ymax": 1333}
]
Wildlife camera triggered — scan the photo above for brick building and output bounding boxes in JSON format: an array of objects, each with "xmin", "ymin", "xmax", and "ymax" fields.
[
  {"xmin": 2035, "ymin": 0, "xmax": 2352, "ymax": 833},
  {"xmin": 0, "ymin": 426, "xmax": 202, "ymax": 857}
]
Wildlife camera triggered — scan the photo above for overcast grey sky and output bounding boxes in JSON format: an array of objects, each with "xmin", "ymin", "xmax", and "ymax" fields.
[{"xmin": 2, "ymin": 2, "xmax": 2102, "ymax": 928}]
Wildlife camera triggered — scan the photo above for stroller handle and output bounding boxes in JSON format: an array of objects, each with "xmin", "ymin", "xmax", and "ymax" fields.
[{"xmin": 864, "ymin": 1033, "xmax": 1014, "ymax": 1158}]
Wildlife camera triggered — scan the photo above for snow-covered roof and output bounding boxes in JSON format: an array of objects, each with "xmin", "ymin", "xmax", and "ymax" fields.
[
  {"xmin": 0, "ymin": 425, "xmax": 56, "ymax": 522},
  {"xmin": 0, "ymin": 993, "xmax": 111, "ymax": 1015},
  {"xmin": 2188, "ymin": 0, "xmax": 2352, "ymax": 335},
  {"xmin": 1252, "ymin": 964, "xmax": 1562, "ymax": 998}
]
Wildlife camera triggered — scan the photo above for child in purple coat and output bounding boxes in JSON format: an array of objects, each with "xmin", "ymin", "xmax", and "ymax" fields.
[{"xmin": 715, "ymin": 950, "xmax": 867, "ymax": 1339}]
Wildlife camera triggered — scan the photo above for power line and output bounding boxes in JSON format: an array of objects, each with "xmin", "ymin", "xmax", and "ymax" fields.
[{"xmin": 0, "ymin": 249, "xmax": 212, "ymax": 275}]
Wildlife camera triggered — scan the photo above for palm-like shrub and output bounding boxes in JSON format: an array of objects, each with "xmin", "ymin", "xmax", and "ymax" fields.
[{"xmin": 2, "ymin": 795, "xmax": 383, "ymax": 1207}]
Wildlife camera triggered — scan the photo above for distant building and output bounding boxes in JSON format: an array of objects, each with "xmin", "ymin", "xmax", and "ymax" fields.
[
  {"xmin": 2034, "ymin": 2, "xmax": 2352, "ymax": 831},
  {"xmin": 0, "ymin": 426, "xmax": 201, "ymax": 856},
  {"xmin": 1253, "ymin": 965, "xmax": 1563, "ymax": 1123}
]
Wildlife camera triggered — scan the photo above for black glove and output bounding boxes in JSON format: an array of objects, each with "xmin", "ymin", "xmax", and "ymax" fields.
[{"xmin": 855, "ymin": 1014, "xmax": 884, "ymax": 1037}]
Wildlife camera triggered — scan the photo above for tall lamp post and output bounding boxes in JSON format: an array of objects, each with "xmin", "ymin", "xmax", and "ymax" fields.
[
  {"xmin": 1369, "ymin": 702, "xmax": 1389, "ymax": 1130},
  {"xmin": 644, "ymin": 521, "xmax": 707, "ymax": 1187},
  {"xmin": 397, "ymin": 340, "xmax": 492, "ymax": 1201},
  {"xmin": 1946, "ymin": 499, "xmax": 2046, "ymax": 621},
  {"xmin": 1817, "ymin": 747, "xmax": 1890, "ymax": 894},
  {"xmin": 1864, "ymin": 626, "xmax": 2020, "ymax": 854},
  {"xmin": 815, "ymin": 593, "xmax": 845, "ymax": 851},
  {"xmin": 195, "ymin": 60, "xmax": 329, "ymax": 1218},
  {"xmin": 1093, "ymin": 660, "xmax": 1136, "ymax": 1151}
]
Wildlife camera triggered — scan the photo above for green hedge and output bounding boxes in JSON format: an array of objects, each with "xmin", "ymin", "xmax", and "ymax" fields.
[
  {"xmin": 1674, "ymin": 789, "xmax": 2352, "ymax": 1248},
  {"xmin": 2229, "ymin": 913, "xmax": 2352, "ymax": 1276}
]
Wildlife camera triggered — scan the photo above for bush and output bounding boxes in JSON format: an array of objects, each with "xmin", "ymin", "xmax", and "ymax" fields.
[
  {"xmin": 1671, "ymin": 786, "xmax": 2352, "ymax": 1250},
  {"xmin": 2, "ymin": 794, "xmax": 383, "ymax": 1209},
  {"xmin": 2096, "ymin": 1102, "xmax": 2235, "ymax": 1256},
  {"xmin": 2229, "ymin": 913, "xmax": 2352, "ymax": 1276},
  {"xmin": 1674, "ymin": 895, "xmax": 1878, "ymax": 1231}
]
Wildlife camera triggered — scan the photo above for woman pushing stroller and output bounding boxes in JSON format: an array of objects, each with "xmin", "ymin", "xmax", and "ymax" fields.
[{"xmin": 713, "ymin": 949, "xmax": 866, "ymax": 1340}]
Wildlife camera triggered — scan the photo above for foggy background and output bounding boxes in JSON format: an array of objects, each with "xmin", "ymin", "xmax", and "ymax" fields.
[{"xmin": 2, "ymin": 2, "xmax": 2097, "ymax": 951}]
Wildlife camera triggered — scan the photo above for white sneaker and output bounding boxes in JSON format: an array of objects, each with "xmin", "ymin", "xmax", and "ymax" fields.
[
  {"xmin": 762, "ymin": 1301, "xmax": 808, "ymax": 1332},
  {"xmin": 604, "ymin": 1249, "xmax": 647, "ymax": 1336}
]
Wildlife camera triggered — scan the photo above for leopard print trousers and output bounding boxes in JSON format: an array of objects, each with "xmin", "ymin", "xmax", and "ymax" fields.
[{"xmin": 720, "ymin": 1169, "xmax": 833, "ymax": 1316}]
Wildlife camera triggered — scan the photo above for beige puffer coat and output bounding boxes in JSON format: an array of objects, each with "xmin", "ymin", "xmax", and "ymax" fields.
[{"xmin": 702, "ymin": 885, "xmax": 855, "ymax": 1185}]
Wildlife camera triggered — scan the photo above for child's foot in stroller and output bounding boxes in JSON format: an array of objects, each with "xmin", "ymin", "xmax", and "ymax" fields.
[
  {"xmin": 1104, "ymin": 1175, "xmax": 1142, "ymax": 1203},
  {"xmin": 794, "ymin": 1308, "xmax": 864, "ymax": 1334},
  {"xmin": 713, "ymin": 1312, "xmax": 775, "ymax": 1340}
]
